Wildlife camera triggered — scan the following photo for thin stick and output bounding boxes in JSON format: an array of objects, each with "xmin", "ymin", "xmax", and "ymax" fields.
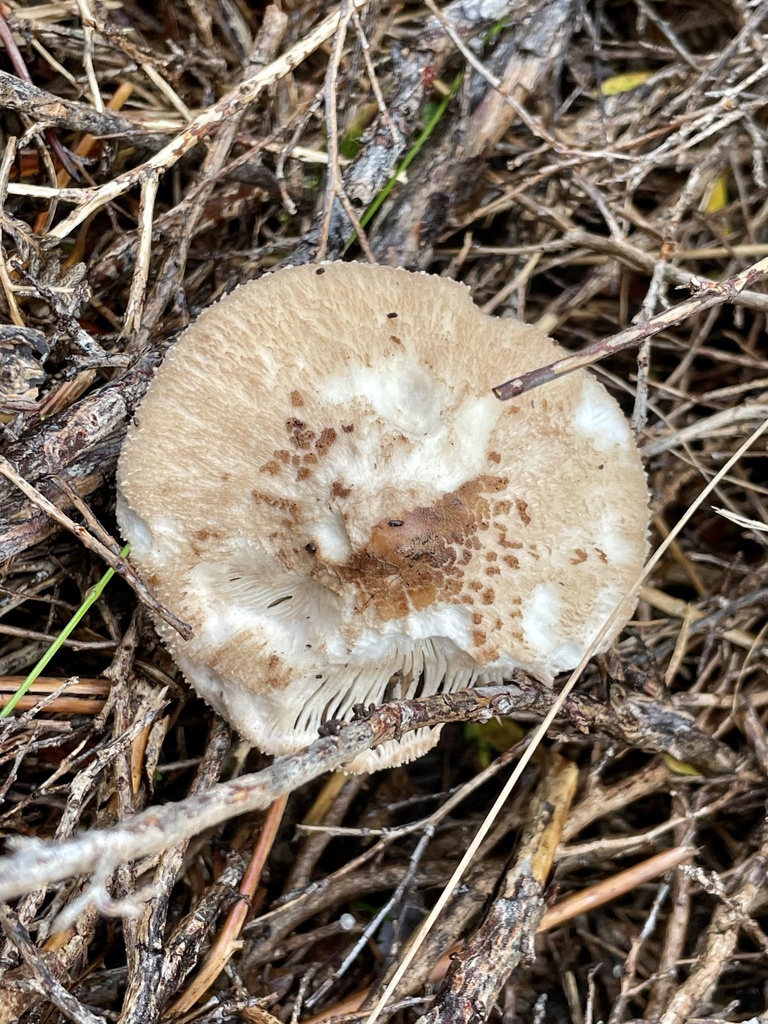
[
  {"xmin": 122, "ymin": 171, "xmax": 159, "ymax": 336},
  {"xmin": 0, "ymin": 136, "xmax": 24, "ymax": 327},
  {"xmin": 0, "ymin": 554, "xmax": 124, "ymax": 718},
  {"xmin": 414, "ymin": 754, "xmax": 578, "ymax": 1024},
  {"xmin": 303, "ymin": 844, "xmax": 694, "ymax": 1024},
  {"xmin": 422, "ymin": 0, "xmax": 558, "ymax": 151},
  {"xmin": 317, "ymin": 0, "xmax": 353, "ymax": 262},
  {"xmin": 0, "ymin": 671, "xmax": 736, "ymax": 905},
  {"xmin": 493, "ymin": 255, "xmax": 768, "ymax": 400},
  {"xmin": 538, "ymin": 845, "xmax": 693, "ymax": 932},
  {"xmin": 0, "ymin": 9, "xmax": 78, "ymax": 179},
  {"xmin": 0, "ymin": 904, "xmax": 105, "ymax": 1024},
  {"xmin": 170, "ymin": 794, "xmax": 289, "ymax": 1013}
]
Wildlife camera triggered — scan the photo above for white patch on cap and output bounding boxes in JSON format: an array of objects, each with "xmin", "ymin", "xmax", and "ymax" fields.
[
  {"xmin": 452, "ymin": 393, "xmax": 502, "ymax": 460},
  {"xmin": 354, "ymin": 603, "xmax": 475, "ymax": 658},
  {"xmin": 116, "ymin": 492, "xmax": 153, "ymax": 560},
  {"xmin": 584, "ymin": 585, "xmax": 626, "ymax": 641},
  {"xmin": 596, "ymin": 511, "xmax": 634, "ymax": 564},
  {"xmin": 324, "ymin": 360, "xmax": 446, "ymax": 437},
  {"xmin": 547, "ymin": 639, "xmax": 584, "ymax": 674},
  {"xmin": 522, "ymin": 583, "xmax": 563, "ymax": 659},
  {"xmin": 402, "ymin": 602, "xmax": 475, "ymax": 647},
  {"xmin": 139, "ymin": 513, "xmax": 191, "ymax": 563},
  {"xmin": 573, "ymin": 378, "xmax": 630, "ymax": 450},
  {"xmin": 319, "ymin": 362, "xmax": 503, "ymax": 499},
  {"xmin": 310, "ymin": 511, "xmax": 352, "ymax": 563}
]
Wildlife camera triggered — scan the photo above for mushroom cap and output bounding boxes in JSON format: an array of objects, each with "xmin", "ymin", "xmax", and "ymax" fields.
[{"xmin": 117, "ymin": 262, "xmax": 648, "ymax": 771}]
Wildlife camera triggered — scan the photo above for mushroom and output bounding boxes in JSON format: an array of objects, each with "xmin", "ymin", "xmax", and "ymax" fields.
[{"xmin": 117, "ymin": 262, "xmax": 648, "ymax": 772}]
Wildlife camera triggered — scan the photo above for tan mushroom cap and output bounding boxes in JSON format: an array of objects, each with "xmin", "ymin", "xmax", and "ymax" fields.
[{"xmin": 117, "ymin": 262, "xmax": 648, "ymax": 771}]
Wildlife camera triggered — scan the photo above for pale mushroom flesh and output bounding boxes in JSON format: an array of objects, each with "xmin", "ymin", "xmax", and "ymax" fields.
[{"xmin": 117, "ymin": 262, "xmax": 649, "ymax": 771}]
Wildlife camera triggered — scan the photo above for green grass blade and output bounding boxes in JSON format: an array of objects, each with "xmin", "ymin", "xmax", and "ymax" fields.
[
  {"xmin": 346, "ymin": 71, "xmax": 464, "ymax": 250},
  {"xmin": 0, "ymin": 543, "xmax": 131, "ymax": 719}
]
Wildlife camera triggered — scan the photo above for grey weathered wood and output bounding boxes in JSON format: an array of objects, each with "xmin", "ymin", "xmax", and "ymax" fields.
[{"xmin": 0, "ymin": 346, "xmax": 166, "ymax": 562}]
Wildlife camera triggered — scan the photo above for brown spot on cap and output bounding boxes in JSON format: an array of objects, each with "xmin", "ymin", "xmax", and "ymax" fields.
[
  {"xmin": 367, "ymin": 477, "xmax": 499, "ymax": 572},
  {"xmin": 290, "ymin": 389, "xmax": 304, "ymax": 407},
  {"xmin": 315, "ymin": 427, "xmax": 337, "ymax": 453},
  {"xmin": 287, "ymin": 418, "xmax": 315, "ymax": 450},
  {"xmin": 324, "ymin": 476, "xmax": 507, "ymax": 622},
  {"xmin": 194, "ymin": 527, "xmax": 221, "ymax": 542},
  {"xmin": 251, "ymin": 490, "xmax": 299, "ymax": 516},
  {"xmin": 331, "ymin": 481, "xmax": 352, "ymax": 499},
  {"xmin": 410, "ymin": 584, "xmax": 438, "ymax": 610}
]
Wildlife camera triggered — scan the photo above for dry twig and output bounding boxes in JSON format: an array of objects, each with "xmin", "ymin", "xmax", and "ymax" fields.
[{"xmin": 0, "ymin": 680, "xmax": 734, "ymax": 904}]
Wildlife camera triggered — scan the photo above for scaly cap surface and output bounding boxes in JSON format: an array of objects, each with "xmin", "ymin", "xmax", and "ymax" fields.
[{"xmin": 117, "ymin": 262, "xmax": 649, "ymax": 771}]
